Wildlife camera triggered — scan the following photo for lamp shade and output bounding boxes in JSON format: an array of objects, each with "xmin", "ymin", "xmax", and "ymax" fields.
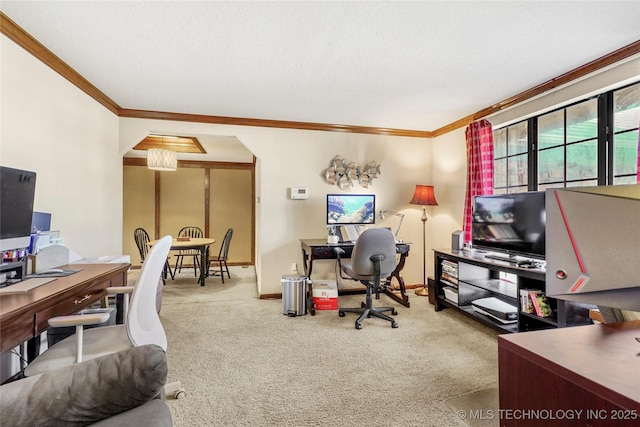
[
  {"xmin": 409, "ymin": 185, "xmax": 438, "ymax": 206},
  {"xmin": 147, "ymin": 148, "xmax": 177, "ymax": 171}
]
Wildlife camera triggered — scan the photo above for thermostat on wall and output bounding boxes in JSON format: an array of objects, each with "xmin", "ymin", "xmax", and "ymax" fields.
[{"xmin": 290, "ymin": 187, "xmax": 308, "ymax": 200}]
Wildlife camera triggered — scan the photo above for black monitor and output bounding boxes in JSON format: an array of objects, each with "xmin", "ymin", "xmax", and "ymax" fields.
[
  {"xmin": 471, "ymin": 191, "xmax": 546, "ymax": 260},
  {"xmin": 0, "ymin": 166, "xmax": 37, "ymax": 252},
  {"xmin": 326, "ymin": 194, "xmax": 376, "ymax": 226}
]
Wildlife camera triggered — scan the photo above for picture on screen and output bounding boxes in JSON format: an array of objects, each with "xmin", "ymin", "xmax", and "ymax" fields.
[{"xmin": 326, "ymin": 194, "xmax": 376, "ymax": 225}]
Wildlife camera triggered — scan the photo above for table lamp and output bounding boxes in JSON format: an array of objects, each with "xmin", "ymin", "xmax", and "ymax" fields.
[{"xmin": 409, "ymin": 185, "xmax": 438, "ymax": 296}]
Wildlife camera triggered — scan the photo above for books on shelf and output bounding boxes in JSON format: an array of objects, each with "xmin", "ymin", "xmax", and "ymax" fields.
[
  {"xmin": 528, "ymin": 290, "xmax": 552, "ymax": 317},
  {"xmin": 519, "ymin": 289, "xmax": 536, "ymax": 314},
  {"xmin": 440, "ymin": 259, "xmax": 459, "ymax": 287}
]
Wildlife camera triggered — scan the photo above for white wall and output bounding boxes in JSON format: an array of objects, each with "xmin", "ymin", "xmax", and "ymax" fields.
[
  {"xmin": 1, "ymin": 35, "xmax": 122, "ymax": 258},
  {"xmin": 4, "ymin": 30, "xmax": 637, "ymax": 297},
  {"xmin": 120, "ymin": 119, "xmax": 437, "ymax": 295}
]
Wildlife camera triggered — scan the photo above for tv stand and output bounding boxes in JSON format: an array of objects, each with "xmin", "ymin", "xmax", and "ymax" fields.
[
  {"xmin": 431, "ymin": 249, "xmax": 592, "ymax": 333},
  {"xmin": 483, "ymin": 253, "xmax": 517, "ymax": 263}
]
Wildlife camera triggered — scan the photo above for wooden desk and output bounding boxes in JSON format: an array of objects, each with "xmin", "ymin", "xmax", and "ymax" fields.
[
  {"xmin": 499, "ymin": 320, "xmax": 640, "ymax": 426},
  {"xmin": 151, "ymin": 238, "xmax": 215, "ymax": 286},
  {"xmin": 0, "ymin": 263, "xmax": 129, "ymax": 360},
  {"xmin": 300, "ymin": 239, "xmax": 411, "ymax": 309}
]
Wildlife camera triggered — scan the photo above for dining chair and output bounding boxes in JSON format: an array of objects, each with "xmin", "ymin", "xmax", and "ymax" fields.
[
  {"xmin": 174, "ymin": 226, "xmax": 204, "ymax": 276},
  {"xmin": 208, "ymin": 228, "xmax": 233, "ymax": 283},
  {"xmin": 134, "ymin": 227, "xmax": 174, "ymax": 283}
]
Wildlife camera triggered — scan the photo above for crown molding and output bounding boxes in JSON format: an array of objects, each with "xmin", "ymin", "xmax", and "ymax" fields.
[
  {"xmin": 431, "ymin": 39, "xmax": 640, "ymax": 137},
  {"xmin": 0, "ymin": 12, "xmax": 121, "ymax": 115},
  {"xmin": 118, "ymin": 109, "xmax": 433, "ymax": 138}
]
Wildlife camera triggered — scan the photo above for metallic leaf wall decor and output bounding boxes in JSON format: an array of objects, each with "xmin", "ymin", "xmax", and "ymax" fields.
[{"xmin": 322, "ymin": 155, "xmax": 381, "ymax": 189}]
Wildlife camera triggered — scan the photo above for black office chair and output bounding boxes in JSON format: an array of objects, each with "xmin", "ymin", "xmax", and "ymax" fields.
[
  {"xmin": 208, "ymin": 228, "xmax": 233, "ymax": 283},
  {"xmin": 174, "ymin": 226, "xmax": 204, "ymax": 276},
  {"xmin": 134, "ymin": 227, "xmax": 174, "ymax": 283},
  {"xmin": 336, "ymin": 228, "xmax": 399, "ymax": 329}
]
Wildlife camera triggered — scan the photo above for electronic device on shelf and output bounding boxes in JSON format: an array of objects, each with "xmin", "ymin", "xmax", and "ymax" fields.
[
  {"xmin": 471, "ymin": 191, "xmax": 545, "ymax": 261},
  {"xmin": 0, "ymin": 166, "xmax": 37, "ymax": 252},
  {"xmin": 545, "ymin": 184, "xmax": 640, "ymax": 311}
]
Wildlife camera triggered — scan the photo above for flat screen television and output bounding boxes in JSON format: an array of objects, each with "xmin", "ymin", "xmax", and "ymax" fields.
[
  {"xmin": 326, "ymin": 194, "xmax": 376, "ymax": 225},
  {"xmin": 0, "ymin": 166, "xmax": 37, "ymax": 252},
  {"xmin": 471, "ymin": 191, "xmax": 545, "ymax": 260}
]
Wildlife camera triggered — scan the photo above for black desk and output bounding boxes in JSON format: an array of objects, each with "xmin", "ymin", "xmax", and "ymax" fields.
[{"xmin": 300, "ymin": 239, "xmax": 411, "ymax": 311}]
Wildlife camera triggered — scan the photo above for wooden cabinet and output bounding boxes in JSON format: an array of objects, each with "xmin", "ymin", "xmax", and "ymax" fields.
[
  {"xmin": 432, "ymin": 249, "xmax": 592, "ymax": 333},
  {"xmin": 498, "ymin": 320, "xmax": 640, "ymax": 426}
]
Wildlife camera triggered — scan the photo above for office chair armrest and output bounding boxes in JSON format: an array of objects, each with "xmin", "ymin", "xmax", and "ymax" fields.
[
  {"xmin": 334, "ymin": 247, "xmax": 353, "ymax": 281},
  {"xmin": 48, "ymin": 312, "xmax": 110, "ymax": 328},
  {"xmin": 106, "ymin": 286, "xmax": 135, "ymax": 295}
]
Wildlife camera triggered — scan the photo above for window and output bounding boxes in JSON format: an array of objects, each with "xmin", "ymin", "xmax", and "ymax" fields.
[
  {"xmin": 493, "ymin": 121, "xmax": 528, "ymax": 194},
  {"xmin": 612, "ymin": 83, "xmax": 640, "ymax": 184},
  {"xmin": 493, "ymin": 81, "xmax": 639, "ymax": 193}
]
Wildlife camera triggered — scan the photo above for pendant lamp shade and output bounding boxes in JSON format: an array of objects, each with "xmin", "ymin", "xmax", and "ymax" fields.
[{"xmin": 147, "ymin": 148, "xmax": 177, "ymax": 171}]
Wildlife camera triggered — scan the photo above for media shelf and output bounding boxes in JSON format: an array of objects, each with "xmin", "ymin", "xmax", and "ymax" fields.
[{"xmin": 431, "ymin": 249, "xmax": 592, "ymax": 333}]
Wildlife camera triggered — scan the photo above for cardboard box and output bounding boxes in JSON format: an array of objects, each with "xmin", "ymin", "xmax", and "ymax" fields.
[{"xmin": 312, "ymin": 280, "xmax": 338, "ymax": 310}]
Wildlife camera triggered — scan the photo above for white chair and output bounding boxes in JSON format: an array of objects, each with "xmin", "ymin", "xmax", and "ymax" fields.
[{"xmin": 24, "ymin": 235, "xmax": 172, "ymax": 377}]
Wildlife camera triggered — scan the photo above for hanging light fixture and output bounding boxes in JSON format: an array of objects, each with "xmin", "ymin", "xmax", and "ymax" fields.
[{"xmin": 147, "ymin": 137, "xmax": 177, "ymax": 171}]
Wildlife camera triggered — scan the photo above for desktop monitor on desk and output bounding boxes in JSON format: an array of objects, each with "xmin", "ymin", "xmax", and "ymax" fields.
[
  {"xmin": 326, "ymin": 194, "xmax": 376, "ymax": 242},
  {"xmin": 0, "ymin": 166, "xmax": 37, "ymax": 253}
]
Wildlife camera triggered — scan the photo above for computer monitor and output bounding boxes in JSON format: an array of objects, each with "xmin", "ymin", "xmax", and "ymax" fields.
[
  {"xmin": 0, "ymin": 166, "xmax": 37, "ymax": 252},
  {"xmin": 326, "ymin": 194, "xmax": 376, "ymax": 226},
  {"xmin": 31, "ymin": 211, "xmax": 51, "ymax": 233}
]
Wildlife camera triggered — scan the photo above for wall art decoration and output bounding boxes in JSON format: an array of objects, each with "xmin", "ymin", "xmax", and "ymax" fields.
[{"xmin": 322, "ymin": 155, "xmax": 381, "ymax": 189}]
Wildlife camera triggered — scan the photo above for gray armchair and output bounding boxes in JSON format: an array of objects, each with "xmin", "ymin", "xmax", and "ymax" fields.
[
  {"xmin": 337, "ymin": 228, "xmax": 399, "ymax": 329},
  {"xmin": 0, "ymin": 345, "xmax": 172, "ymax": 427}
]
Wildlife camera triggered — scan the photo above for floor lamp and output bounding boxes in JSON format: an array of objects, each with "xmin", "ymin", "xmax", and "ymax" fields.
[{"xmin": 409, "ymin": 185, "xmax": 438, "ymax": 296}]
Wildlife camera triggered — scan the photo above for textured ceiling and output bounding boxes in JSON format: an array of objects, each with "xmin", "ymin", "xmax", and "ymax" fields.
[{"xmin": 1, "ymin": 1, "xmax": 639, "ymax": 133}]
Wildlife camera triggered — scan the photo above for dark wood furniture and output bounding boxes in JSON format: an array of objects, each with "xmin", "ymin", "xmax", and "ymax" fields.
[
  {"xmin": 432, "ymin": 249, "xmax": 592, "ymax": 333},
  {"xmin": 498, "ymin": 320, "xmax": 640, "ymax": 426},
  {"xmin": 300, "ymin": 239, "xmax": 411, "ymax": 312},
  {"xmin": 0, "ymin": 263, "xmax": 129, "ymax": 361},
  {"xmin": 150, "ymin": 237, "xmax": 215, "ymax": 286}
]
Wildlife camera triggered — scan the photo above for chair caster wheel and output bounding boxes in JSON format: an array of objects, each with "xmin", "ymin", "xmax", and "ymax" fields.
[
  {"xmin": 172, "ymin": 388, "xmax": 186, "ymax": 399},
  {"xmin": 355, "ymin": 322, "xmax": 362, "ymax": 330},
  {"xmin": 339, "ymin": 311, "xmax": 345, "ymax": 317},
  {"xmin": 391, "ymin": 321, "xmax": 399, "ymax": 328},
  {"xmin": 391, "ymin": 309, "xmax": 398, "ymax": 315}
]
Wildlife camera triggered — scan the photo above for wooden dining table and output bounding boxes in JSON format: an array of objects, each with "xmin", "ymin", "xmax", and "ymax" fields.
[{"xmin": 150, "ymin": 237, "xmax": 216, "ymax": 286}]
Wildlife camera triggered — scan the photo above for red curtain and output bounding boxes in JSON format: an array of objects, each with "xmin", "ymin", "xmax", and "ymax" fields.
[{"xmin": 463, "ymin": 119, "xmax": 494, "ymax": 243}]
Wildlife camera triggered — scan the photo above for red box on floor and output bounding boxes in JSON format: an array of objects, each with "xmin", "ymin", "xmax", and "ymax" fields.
[{"xmin": 312, "ymin": 281, "xmax": 338, "ymax": 310}]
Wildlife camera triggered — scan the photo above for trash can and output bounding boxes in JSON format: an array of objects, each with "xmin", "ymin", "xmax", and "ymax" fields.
[
  {"xmin": 46, "ymin": 307, "xmax": 117, "ymax": 347},
  {"xmin": 281, "ymin": 274, "xmax": 310, "ymax": 316}
]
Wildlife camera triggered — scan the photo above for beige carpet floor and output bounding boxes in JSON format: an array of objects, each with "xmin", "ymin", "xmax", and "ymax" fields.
[{"xmin": 155, "ymin": 267, "xmax": 500, "ymax": 426}]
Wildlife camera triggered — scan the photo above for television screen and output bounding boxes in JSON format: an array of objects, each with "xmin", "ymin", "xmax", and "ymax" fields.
[
  {"xmin": 326, "ymin": 194, "xmax": 376, "ymax": 225},
  {"xmin": 472, "ymin": 191, "xmax": 545, "ymax": 259},
  {"xmin": 0, "ymin": 166, "xmax": 37, "ymax": 252}
]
